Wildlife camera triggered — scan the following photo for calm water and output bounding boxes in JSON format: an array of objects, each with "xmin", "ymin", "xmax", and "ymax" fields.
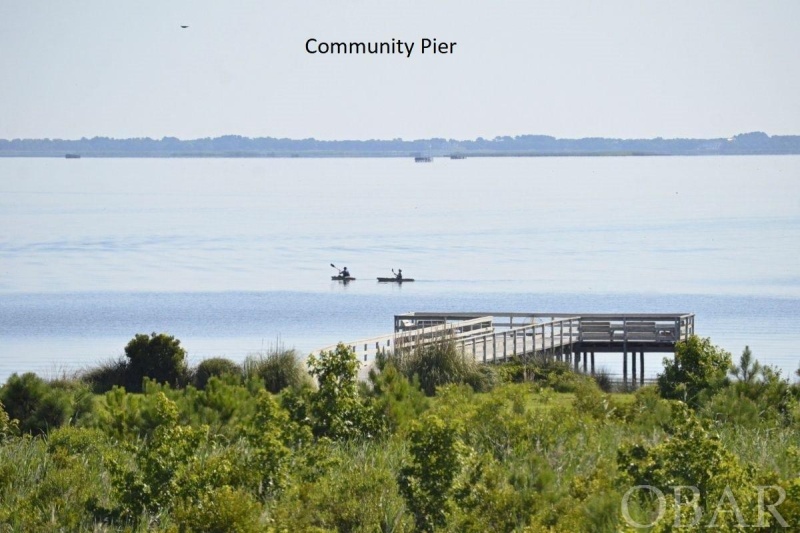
[{"xmin": 1, "ymin": 156, "xmax": 799, "ymax": 382}]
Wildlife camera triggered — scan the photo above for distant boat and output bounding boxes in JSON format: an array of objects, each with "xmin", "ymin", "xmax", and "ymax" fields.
[
  {"xmin": 65, "ymin": 154, "xmax": 81, "ymax": 159},
  {"xmin": 450, "ymin": 154, "xmax": 466, "ymax": 160},
  {"xmin": 414, "ymin": 156, "xmax": 432, "ymax": 163},
  {"xmin": 377, "ymin": 277, "xmax": 415, "ymax": 283},
  {"xmin": 331, "ymin": 275, "xmax": 356, "ymax": 282}
]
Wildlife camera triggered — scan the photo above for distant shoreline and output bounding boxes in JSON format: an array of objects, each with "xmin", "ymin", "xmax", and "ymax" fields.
[
  {"xmin": 2, "ymin": 131, "xmax": 799, "ymax": 157},
  {"xmin": 3, "ymin": 152, "xmax": 800, "ymax": 158}
]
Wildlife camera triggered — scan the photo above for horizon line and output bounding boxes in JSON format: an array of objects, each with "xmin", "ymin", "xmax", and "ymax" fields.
[{"xmin": 1, "ymin": 131, "xmax": 798, "ymax": 143}]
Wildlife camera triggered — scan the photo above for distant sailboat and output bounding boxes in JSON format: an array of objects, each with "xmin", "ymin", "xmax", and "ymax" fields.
[{"xmin": 414, "ymin": 144, "xmax": 433, "ymax": 162}]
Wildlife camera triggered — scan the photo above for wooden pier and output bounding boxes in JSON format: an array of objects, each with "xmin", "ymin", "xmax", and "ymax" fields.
[{"xmin": 313, "ymin": 312, "xmax": 695, "ymax": 386}]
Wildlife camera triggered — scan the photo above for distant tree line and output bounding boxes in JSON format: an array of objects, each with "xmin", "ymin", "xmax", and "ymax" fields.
[{"xmin": 1, "ymin": 131, "xmax": 799, "ymax": 157}]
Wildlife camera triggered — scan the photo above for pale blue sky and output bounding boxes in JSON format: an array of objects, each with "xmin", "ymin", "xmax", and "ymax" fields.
[{"xmin": 1, "ymin": 1, "xmax": 798, "ymax": 140}]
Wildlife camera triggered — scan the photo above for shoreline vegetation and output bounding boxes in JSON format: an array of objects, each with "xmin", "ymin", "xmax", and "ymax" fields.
[
  {"xmin": 2, "ymin": 131, "xmax": 800, "ymax": 158},
  {"xmin": 1, "ymin": 333, "xmax": 800, "ymax": 531}
]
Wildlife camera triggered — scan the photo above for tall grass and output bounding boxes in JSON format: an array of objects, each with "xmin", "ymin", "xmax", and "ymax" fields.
[
  {"xmin": 391, "ymin": 335, "xmax": 494, "ymax": 396},
  {"xmin": 79, "ymin": 356, "xmax": 129, "ymax": 393},
  {"xmin": 242, "ymin": 347, "xmax": 310, "ymax": 393}
]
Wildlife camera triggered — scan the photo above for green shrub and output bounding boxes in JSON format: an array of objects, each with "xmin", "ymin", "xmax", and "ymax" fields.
[
  {"xmin": 307, "ymin": 343, "xmax": 379, "ymax": 440},
  {"xmin": 546, "ymin": 369, "xmax": 585, "ymax": 393},
  {"xmin": 494, "ymin": 361, "xmax": 527, "ymax": 383},
  {"xmin": 657, "ymin": 335, "xmax": 732, "ymax": 407},
  {"xmin": 704, "ymin": 365, "xmax": 795, "ymax": 428},
  {"xmin": 124, "ymin": 332, "xmax": 189, "ymax": 392},
  {"xmin": 572, "ymin": 379, "xmax": 617, "ymax": 421},
  {"xmin": 455, "ymin": 383, "xmax": 527, "ymax": 459},
  {"xmin": 193, "ymin": 357, "xmax": 242, "ymax": 389},
  {"xmin": 451, "ymin": 452, "xmax": 541, "ymax": 532},
  {"xmin": 0, "ymin": 373, "xmax": 75, "ymax": 434},
  {"xmin": 0, "ymin": 400, "xmax": 17, "ymax": 441},
  {"xmin": 466, "ymin": 365, "xmax": 499, "ymax": 393},
  {"xmin": 622, "ymin": 384, "xmax": 673, "ymax": 430},
  {"xmin": 271, "ymin": 441, "xmax": 410, "ymax": 532},
  {"xmin": 237, "ymin": 390, "xmax": 309, "ymax": 497},
  {"xmin": 368, "ymin": 360, "xmax": 429, "ymax": 434},
  {"xmin": 107, "ymin": 392, "xmax": 208, "ymax": 519},
  {"xmin": 0, "ymin": 426, "xmax": 112, "ymax": 531},
  {"xmin": 46, "ymin": 426, "xmax": 108, "ymax": 458},
  {"xmin": 398, "ymin": 414, "xmax": 465, "ymax": 532},
  {"xmin": 617, "ymin": 403, "xmax": 765, "ymax": 530},
  {"xmin": 172, "ymin": 485, "xmax": 264, "ymax": 533}
]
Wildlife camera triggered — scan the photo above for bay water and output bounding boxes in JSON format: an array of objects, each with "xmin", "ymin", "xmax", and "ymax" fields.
[{"xmin": 1, "ymin": 156, "xmax": 798, "ymax": 382}]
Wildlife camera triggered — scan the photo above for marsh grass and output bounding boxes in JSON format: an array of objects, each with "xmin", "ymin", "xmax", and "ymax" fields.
[
  {"xmin": 717, "ymin": 425, "xmax": 800, "ymax": 478},
  {"xmin": 390, "ymin": 335, "xmax": 494, "ymax": 396},
  {"xmin": 243, "ymin": 347, "xmax": 310, "ymax": 393},
  {"xmin": 79, "ymin": 356, "xmax": 129, "ymax": 393},
  {"xmin": 592, "ymin": 368, "xmax": 613, "ymax": 392}
]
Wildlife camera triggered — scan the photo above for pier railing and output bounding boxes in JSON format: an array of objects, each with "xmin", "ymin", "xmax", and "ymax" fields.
[
  {"xmin": 310, "ymin": 312, "xmax": 695, "ymax": 380},
  {"xmin": 311, "ymin": 316, "xmax": 495, "ymax": 364},
  {"xmin": 451, "ymin": 316, "xmax": 581, "ymax": 363},
  {"xmin": 575, "ymin": 314, "xmax": 695, "ymax": 344}
]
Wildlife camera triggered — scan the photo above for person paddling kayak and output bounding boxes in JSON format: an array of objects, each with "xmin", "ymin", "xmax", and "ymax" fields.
[{"xmin": 330, "ymin": 263, "xmax": 355, "ymax": 281}]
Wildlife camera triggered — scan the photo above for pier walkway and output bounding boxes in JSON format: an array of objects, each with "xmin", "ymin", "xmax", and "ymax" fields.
[{"xmin": 313, "ymin": 312, "xmax": 695, "ymax": 386}]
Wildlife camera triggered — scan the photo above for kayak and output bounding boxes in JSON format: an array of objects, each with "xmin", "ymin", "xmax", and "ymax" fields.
[
  {"xmin": 377, "ymin": 277, "xmax": 415, "ymax": 283},
  {"xmin": 331, "ymin": 276, "xmax": 356, "ymax": 281}
]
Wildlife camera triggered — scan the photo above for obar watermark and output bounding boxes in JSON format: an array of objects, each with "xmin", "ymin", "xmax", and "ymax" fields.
[{"xmin": 621, "ymin": 485, "xmax": 789, "ymax": 528}]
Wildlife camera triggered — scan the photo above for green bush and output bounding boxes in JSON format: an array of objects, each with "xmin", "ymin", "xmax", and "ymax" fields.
[
  {"xmin": 0, "ymin": 400, "xmax": 17, "ymax": 441},
  {"xmin": 657, "ymin": 335, "xmax": 732, "ymax": 407},
  {"xmin": 622, "ymin": 384, "xmax": 673, "ymax": 430},
  {"xmin": 466, "ymin": 365, "xmax": 499, "ymax": 393},
  {"xmin": 368, "ymin": 360, "xmax": 429, "ymax": 434},
  {"xmin": 307, "ymin": 343, "xmax": 379, "ymax": 440},
  {"xmin": 617, "ymin": 403, "xmax": 766, "ymax": 530},
  {"xmin": 107, "ymin": 393, "xmax": 208, "ymax": 519},
  {"xmin": 701, "ymin": 386, "xmax": 764, "ymax": 427},
  {"xmin": 0, "ymin": 373, "xmax": 77, "ymax": 434},
  {"xmin": 238, "ymin": 390, "xmax": 310, "ymax": 497},
  {"xmin": 398, "ymin": 413, "xmax": 465, "ymax": 532},
  {"xmin": 172, "ymin": 485, "xmax": 264, "ymax": 532},
  {"xmin": 271, "ymin": 441, "xmax": 411, "ymax": 532},
  {"xmin": 47, "ymin": 426, "xmax": 109, "ymax": 458},
  {"xmin": 124, "ymin": 332, "xmax": 189, "ymax": 392},
  {"xmin": 193, "ymin": 357, "xmax": 242, "ymax": 389},
  {"xmin": 572, "ymin": 379, "xmax": 617, "ymax": 421},
  {"xmin": 704, "ymin": 364, "xmax": 795, "ymax": 428}
]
